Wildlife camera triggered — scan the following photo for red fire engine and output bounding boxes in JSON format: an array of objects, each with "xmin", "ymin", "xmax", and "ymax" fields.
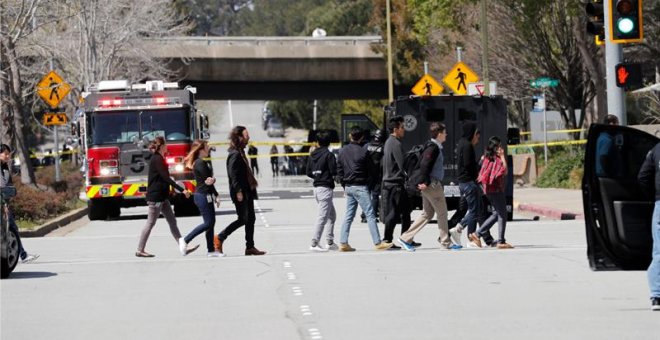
[{"xmin": 75, "ymin": 80, "xmax": 209, "ymax": 220}]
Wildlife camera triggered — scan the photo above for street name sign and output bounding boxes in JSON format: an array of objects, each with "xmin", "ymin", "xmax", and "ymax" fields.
[{"xmin": 530, "ymin": 77, "xmax": 559, "ymax": 88}]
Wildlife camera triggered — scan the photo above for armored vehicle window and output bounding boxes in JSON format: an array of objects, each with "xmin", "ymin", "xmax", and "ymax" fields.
[
  {"xmin": 426, "ymin": 108, "xmax": 445, "ymax": 122},
  {"xmin": 458, "ymin": 108, "xmax": 477, "ymax": 122}
]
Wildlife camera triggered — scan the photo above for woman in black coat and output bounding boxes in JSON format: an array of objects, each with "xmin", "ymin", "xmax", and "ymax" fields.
[
  {"xmin": 136, "ymin": 136, "xmax": 196, "ymax": 257},
  {"xmin": 215, "ymin": 126, "xmax": 266, "ymax": 256}
]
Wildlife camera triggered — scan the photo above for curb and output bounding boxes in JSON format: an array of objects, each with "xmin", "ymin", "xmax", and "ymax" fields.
[
  {"xmin": 516, "ymin": 203, "xmax": 583, "ymax": 220},
  {"xmin": 20, "ymin": 207, "xmax": 89, "ymax": 238}
]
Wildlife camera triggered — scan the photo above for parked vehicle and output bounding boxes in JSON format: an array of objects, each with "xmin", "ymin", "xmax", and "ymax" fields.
[
  {"xmin": 267, "ymin": 118, "xmax": 285, "ymax": 137},
  {"xmin": 74, "ymin": 80, "xmax": 209, "ymax": 220},
  {"xmin": 1, "ymin": 186, "xmax": 19, "ymax": 278},
  {"xmin": 582, "ymin": 123, "xmax": 653, "ymax": 270}
]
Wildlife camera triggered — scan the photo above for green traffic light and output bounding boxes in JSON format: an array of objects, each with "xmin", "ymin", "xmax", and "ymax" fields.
[{"xmin": 617, "ymin": 17, "xmax": 635, "ymax": 34}]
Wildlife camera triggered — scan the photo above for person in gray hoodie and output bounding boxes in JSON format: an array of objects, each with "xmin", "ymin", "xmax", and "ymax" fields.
[{"xmin": 306, "ymin": 130, "xmax": 338, "ymax": 251}]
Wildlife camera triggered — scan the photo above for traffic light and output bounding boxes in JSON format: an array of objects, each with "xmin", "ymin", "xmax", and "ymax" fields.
[
  {"xmin": 586, "ymin": 1, "xmax": 605, "ymax": 45},
  {"xmin": 615, "ymin": 62, "xmax": 643, "ymax": 90},
  {"xmin": 610, "ymin": 0, "xmax": 643, "ymax": 43}
]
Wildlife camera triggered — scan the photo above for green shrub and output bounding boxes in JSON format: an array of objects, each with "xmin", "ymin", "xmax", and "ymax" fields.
[
  {"xmin": 536, "ymin": 149, "xmax": 585, "ymax": 189},
  {"xmin": 8, "ymin": 162, "xmax": 83, "ymax": 223}
]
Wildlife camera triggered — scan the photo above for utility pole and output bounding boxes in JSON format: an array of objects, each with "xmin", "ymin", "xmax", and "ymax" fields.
[
  {"xmin": 603, "ymin": 1, "xmax": 626, "ymax": 125},
  {"xmin": 480, "ymin": 0, "xmax": 490, "ymax": 96},
  {"xmin": 386, "ymin": 0, "xmax": 394, "ymax": 103},
  {"xmin": 50, "ymin": 59, "xmax": 61, "ymax": 182}
]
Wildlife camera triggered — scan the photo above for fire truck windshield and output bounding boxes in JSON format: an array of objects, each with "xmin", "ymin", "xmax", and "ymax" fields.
[{"xmin": 88, "ymin": 108, "xmax": 191, "ymax": 145}]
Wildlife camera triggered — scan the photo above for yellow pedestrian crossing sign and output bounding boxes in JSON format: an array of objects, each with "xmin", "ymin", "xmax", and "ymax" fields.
[
  {"xmin": 412, "ymin": 74, "xmax": 444, "ymax": 96},
  {"xmin": 442, "ymin": 62, "xmax": 479, "ymax": 95},
  {"xmin": 36, "ymin": 70, "xmax": 71, "ymax": 109}
]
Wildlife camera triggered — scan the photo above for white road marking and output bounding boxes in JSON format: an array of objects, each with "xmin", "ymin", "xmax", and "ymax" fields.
[{"xmin": 292, "ymin": 286, "xmax": 303, "ymax": 296}]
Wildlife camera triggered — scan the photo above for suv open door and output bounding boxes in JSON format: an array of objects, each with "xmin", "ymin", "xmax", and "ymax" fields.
[{"xmin": 582, "ymin": 124, "xmax": 654, "ymax": 270}]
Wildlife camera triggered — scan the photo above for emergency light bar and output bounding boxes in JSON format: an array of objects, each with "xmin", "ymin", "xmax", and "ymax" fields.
[{"xmin": 97, "ymin": 96, "xmax": 180, "ymax": 108}]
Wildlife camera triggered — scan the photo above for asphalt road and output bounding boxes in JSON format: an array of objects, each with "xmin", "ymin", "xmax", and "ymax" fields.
[{"xmin": 2, "ymin": 101, "xmax": 659, "ymax": 340}]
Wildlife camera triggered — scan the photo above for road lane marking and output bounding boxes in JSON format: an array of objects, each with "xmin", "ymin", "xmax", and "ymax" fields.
[{"xmin": 254, "ymin": 201, "xmax": 269, "ymax": 228}]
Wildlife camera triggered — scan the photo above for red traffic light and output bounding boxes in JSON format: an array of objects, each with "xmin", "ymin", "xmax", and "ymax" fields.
[{"xmin": 615, "ymin": 62, "xmax": 643, "ymax": 90}]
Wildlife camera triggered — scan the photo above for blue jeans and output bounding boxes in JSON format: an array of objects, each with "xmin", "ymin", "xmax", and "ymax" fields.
[
  {"xmin": 184, "ymin": 193, "xmax": 216, "ymax": 252},
  {"xmin": 340, "ymin": 185, "xmax": 382, "ymax": 245},
  {"xmin": 8, "ymin": 210, "xmax": 27, "ymax": 260},
  {"xmin": 649, "ymin": 201, "xmax": 660, "ymax": 299},
  {"xmin": 459, "ymin": 181, "xmax": 481, "ymax": 235}
]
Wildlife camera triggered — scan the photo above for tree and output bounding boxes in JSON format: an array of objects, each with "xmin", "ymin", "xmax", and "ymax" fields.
[
  {"xmin": 1, "ymin": 0, "xmax": 191, "ymax": 185},
  {"xmin": 0, "ymin": 0, "xmax": 51, "ymax": 184}
]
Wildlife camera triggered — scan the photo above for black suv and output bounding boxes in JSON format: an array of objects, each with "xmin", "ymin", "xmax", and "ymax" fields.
[
  {"xmin": 582, "ymin": 123, "xmax": 654, "ymax": 270},
  {"xmin": 1, "ymin": 186, "xmax": 19, "ymax": 278}
]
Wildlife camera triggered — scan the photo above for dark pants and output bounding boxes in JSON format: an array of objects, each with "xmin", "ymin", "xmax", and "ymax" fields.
[
  {"xmin": 381, "ymin": 182, "xmax": 411, "ymax": 242},
  {"xmin": 218, "ymin": 197, "xmax": 256, "ymax": 248},
  {"xmin": 449, "ymin": 188, "xmax": 494, "ymax": 244},
  {"xmin": 477, "ymin": 192, "xmax": 507, "ymax": 243},
  {"xmin": 8, "ymin": 211, "xmax": 27, "ymax": 259},
  {"xmin": 458, "ymin": 181, "xmax": 481, "ymax": 235},
  {"xmin": 271, "ymin": 160, "xmax": 278, "ymax": 176},
  {"xmin": 251, "ymin": 160, "xmax": 259, "ymax": 176},
  {"xmin": 184, "ymin": 193, "xmax": 216, "ymax": 252}
]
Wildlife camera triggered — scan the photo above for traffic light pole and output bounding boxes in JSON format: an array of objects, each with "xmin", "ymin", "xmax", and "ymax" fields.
[{"xmin": 604, "ymin": 1, "xmax": 627, "ymax": 125}]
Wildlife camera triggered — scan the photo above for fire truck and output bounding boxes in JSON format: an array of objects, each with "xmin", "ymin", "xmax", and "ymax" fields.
[{"xmin": 74, "ymin": 80, "xmax": 209, "ymax": 220}]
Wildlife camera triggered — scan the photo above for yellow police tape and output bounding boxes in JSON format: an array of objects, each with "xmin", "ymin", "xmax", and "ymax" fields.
[
  {"xmin": 508, "ymin": 139, "xmax": 587, "ymax": 149},
  {"xmin": 519, "ymin": 128, "xmax": 585, "ymax": 136}
]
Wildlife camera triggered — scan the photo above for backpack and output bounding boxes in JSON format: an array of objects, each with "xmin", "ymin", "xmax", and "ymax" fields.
[{"xmin": 403, "ymin": 143, "xmax": 430, "ymax": 196}]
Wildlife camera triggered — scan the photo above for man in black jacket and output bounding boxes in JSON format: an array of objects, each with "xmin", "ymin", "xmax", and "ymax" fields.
[
  {"xmin": 216, "ymin": 126, "xmax": 266, "ymax": 256},
  {"xmin": 306, "ymin": 130, "xmax": 338, "ymax": 251},
  {"xmin": 337, "ymin": 127, "xmax": 393, "ymax": 251},
  {"xmin": 637, "ymin": 142, "xmax": 660, "ymax": 311},
  {"xmin": 449, "ymin": 121, "xmax": 482, "ymax": 248},
  {"xmin": 381, "ymin": 116, "xmax": 412, "ymax": 247}
]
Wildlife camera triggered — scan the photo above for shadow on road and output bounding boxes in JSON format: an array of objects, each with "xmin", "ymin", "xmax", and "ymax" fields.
[{"xmin": 6, "ymin": 271, "xmax": 58, "ymax": 279}]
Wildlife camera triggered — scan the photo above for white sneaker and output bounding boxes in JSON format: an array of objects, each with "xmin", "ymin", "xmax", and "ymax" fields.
[
  {"xmin": 309, "ymin": 244, "xmax": 328, "ymax": 252},
  {"xmin": 467, "ymin": 240, "xmax": 480, "ymax": 248},
  {"xmin": 21, "ymin": 254, "xmax": 39, "ymax": 264},
  {"xmin": 326, "ymin": 243, "xmax": 339, "ymax": 251},
  {"xmin": 449, "ymin": 226, "xmax": 463, "ymax": 246},
  {"xmin": 178, "ymin": 238, "xmax": 187, "ymax": 256},
  {"xmin": 207, "ymin": 251, "xmax": 225, "ymax": 257}
]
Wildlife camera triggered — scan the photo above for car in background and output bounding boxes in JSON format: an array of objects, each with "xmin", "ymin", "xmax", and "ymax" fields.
[
  {"xmin": 267, "ymin": 118, "xmax": 285, "ymax": 137},
  {"xmin": 582, "ymin": 123, "xmax": 653, "ymax": 271},
  {"xmin": 262, "ymin": 108, "xmax": 273, "ymax": 130}
]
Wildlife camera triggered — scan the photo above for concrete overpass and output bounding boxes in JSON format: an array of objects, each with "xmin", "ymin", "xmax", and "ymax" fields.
[{"xmin": 144, "ymin": 36, "xmax": 409, "ymax": 100}]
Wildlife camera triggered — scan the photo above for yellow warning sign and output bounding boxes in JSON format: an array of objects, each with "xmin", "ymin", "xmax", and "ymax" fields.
[
  {"xmin": 442, "ymin": 62, "xmax": 479, "ymax": 95},
  {"xmin": 36, "ymin": 70, "xmax": 71, "ymax": 109},
  {"xmin": 411, "ymin": 74, "xmax": 444, "ymax": 96},
  {"xmin": 43, "ymin": 112, "xmax": 68, "ymax": 126}
]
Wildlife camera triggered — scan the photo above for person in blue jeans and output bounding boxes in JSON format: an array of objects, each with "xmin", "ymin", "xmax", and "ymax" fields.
[
  {"xmin": 449, "ymin": 122, "xmax": 483, "ymax": 248},
  {"xmin": 637, "ymin": 142, "xmax": 660, "ymax": 311},
  {"xmin": 1, "ymin": 144, "xmax": 38, "ymax": 263},
  {"xmin": 336, "ymin": 127, "xmax": 393, "ymax": 252},
  {"xmin": 180, "ymin": 140, "xmax": 222, "ymax": 257}
]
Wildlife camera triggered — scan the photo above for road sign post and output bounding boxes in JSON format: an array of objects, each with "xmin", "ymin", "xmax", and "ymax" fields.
[
  {"xmin": 530, "ymin": 77, "xmax": 559, "ymax": 165},
  {"xmin": 36, "ymin": 69, "xmax": 71, "ymax": 182}
]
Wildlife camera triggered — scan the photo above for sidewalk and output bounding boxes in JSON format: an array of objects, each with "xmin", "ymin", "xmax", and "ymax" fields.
[{"xmin": 513, "ymin": 186, "xmax": 583, "ymax": 220}]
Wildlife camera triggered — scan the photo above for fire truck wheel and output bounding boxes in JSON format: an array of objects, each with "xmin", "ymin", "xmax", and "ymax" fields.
[
  {"xmin": 88, "ymin": 199, "xmax": 108, "ymax": 221},
  {"xmin": 108, "ymin": 200, "xmax": 121, "ymax": 219}
]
